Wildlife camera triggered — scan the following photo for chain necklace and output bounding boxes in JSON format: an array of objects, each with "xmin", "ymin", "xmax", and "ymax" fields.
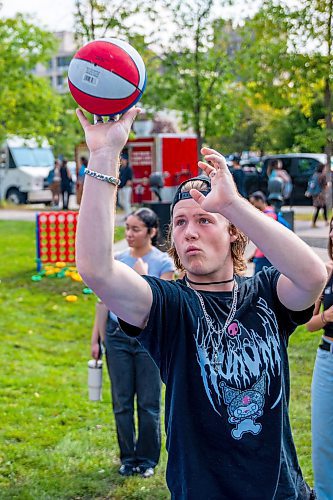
[{"xmin": 186, "ymin": 278, "xmax": 239, "ymax": 371}]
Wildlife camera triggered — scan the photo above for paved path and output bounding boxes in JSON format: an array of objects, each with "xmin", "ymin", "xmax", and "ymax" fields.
[{"xmin": 0, "ymin": 206, "xmax": 125, "ymax": 227}]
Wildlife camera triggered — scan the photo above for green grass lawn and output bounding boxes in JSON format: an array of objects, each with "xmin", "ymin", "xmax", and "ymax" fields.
[{"xmin": 0, "ymin": 220, "xmax": 321, "ymax": 498}]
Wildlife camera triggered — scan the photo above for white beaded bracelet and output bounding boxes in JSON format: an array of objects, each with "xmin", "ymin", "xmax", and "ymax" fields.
[{"xmin": 85, "ymin": 168, "xmax": 120, "ymax": 186}]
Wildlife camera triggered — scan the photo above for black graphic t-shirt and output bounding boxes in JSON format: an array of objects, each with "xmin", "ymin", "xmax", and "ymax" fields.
[
  {"xmin": 323, "ymin": 271, "xmax": 333, "ymax": 338},
  {"xmin": 119, "ymin": 267, "xmax": 313, "ymax": 500}
]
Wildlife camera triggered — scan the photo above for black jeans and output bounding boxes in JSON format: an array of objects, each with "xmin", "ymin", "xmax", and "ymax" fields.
[
  {"xmin": 61, "ymin": 189, "xmax": 70, "ymax": 210},
  {"xmin": 104, "ymin": 328, "xmax": 161, "ymax": 468},
  {"xmin": 313, "ymin": 205, "xmax": 327, "ymax": 224}
]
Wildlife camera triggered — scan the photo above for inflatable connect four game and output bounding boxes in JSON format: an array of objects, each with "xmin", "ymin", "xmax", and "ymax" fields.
[{"xmin": 36, "ymin": 212, "xmax": 79, "ymax": 271}]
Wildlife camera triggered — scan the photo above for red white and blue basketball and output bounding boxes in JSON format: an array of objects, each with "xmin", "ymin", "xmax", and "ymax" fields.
[{"xmin": 68, "ymin": 38, "xmax": 146, "ymax": 116}]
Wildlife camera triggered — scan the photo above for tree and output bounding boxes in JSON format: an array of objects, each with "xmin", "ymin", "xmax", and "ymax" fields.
[
  {"xmin": 0, "ymin": 14, "xmax": 62, "ymax": 143},
  {"xmin": 50, "ymin": 93, "xmax": 84, "ymax": 159},
  {"xmin": 142, "ymin": 1, "xmax": 242, "ymax": 155},
  {"xmin": 236, "ymin": 0, "xmax": 333, "ymax": 158},
  {"xmin": 293, "ymin": 0, "xmax": 333, "ymax": 163},
  {"xmin": 73, "ymin": 0, "xmax": 155, "ymax": 44}
]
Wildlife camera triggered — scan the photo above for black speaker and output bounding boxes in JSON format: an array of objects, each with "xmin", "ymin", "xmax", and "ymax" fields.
[{"xmin": 143, "ymin": 201, "xmax": 171, "ymax": 251}]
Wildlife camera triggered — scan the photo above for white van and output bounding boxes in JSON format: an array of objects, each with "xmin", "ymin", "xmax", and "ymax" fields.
[{"xmin": 0, "ymin": 137, "xmax": 54, "ymax": 204}]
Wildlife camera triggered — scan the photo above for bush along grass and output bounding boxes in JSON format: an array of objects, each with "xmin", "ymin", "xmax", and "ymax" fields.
[{"xmin": 0, "ymin": 220, "xmax": 321, "ymax": 498}]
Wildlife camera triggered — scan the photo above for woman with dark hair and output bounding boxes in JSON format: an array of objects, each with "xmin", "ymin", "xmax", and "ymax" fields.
[
  {"xmin": 306, "ymin": 217, "xmax": 333, "ymax": 499},
  {"xmin": 91, "ymin": 207, "xmax": 175, "ymax": 478},
  {"xmin": 306, "ymin": 163, "xmax": 328, "ymax": 227}
]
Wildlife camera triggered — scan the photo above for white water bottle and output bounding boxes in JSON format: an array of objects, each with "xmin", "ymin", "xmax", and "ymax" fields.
[{"xmin": 88, "ymin": 359, "xmax": 103, "ymax": 401}]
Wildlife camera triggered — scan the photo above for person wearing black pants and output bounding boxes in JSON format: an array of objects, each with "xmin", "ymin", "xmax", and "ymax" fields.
[
  {"xmin": 309, "ymin": 163, "xmax": 328, "ymax": 228},
  {"xmin": 105, "ymin": 324, "xmax": 161, "ymax": 475},
  {"xmin": 90, "ymin": 207, "xmax": 175, "ymax": 478},
  {"xmin": 60, "ymin": 159, "xmax": 72, "ymax": 210}
]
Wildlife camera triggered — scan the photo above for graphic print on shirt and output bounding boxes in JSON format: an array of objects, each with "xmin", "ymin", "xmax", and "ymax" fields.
[
  {"xmin": 220, "ymin": 374, "xmax": 266, "ymax": 439},
  {"xmin": 194, "ymin": 297, "xmax": 281, "ymax": 439}
]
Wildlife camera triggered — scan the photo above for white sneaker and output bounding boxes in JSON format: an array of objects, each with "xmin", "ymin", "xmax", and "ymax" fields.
[{"xmin": 140, "ymin": 467, "xmax": 154, "ymax": 478}]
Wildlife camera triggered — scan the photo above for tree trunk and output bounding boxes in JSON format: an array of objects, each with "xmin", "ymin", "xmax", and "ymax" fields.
[{"xmin": 196, "ymin": 132, "xmax": 203, "ymax": 163}]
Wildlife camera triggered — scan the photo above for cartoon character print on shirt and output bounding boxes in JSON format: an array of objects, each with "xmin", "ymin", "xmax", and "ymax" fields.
[
  {"xmin": 194, "ymin": 297, "xmax": 282, "ymax": 439},
  {"xmin": 220, "ymin": 374, "xmax": 265, "ymax": 439}
]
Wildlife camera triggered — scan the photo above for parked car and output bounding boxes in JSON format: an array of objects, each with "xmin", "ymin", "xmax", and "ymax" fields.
[{"xmin": 243, "ymin": 153, "xmax": 327, "ymax": 205}]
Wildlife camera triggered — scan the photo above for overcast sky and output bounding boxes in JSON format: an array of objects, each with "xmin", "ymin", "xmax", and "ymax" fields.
[
  {"xmin": 1, "ymin": 0, "xmax": 76, "ymax": 30},
  {"xmin": 1, "ymin": 0, "xmax": 300, "ymax": 32}
]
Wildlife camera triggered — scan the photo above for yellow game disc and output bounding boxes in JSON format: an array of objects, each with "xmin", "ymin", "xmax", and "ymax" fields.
[
  {"xmin": 45, "ymin": 270, "xmax": 56, "ymax": 276},
  {"xmin": 71, "ymin": 273, "xmax": 83, "ymax": 282},
  {"xmin": 65, "ymin": 295, "xmax": 78, "ymax": 302}
]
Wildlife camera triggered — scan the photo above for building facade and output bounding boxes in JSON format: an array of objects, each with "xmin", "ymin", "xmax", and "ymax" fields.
[{"xmin": 33, "ymin": 31, "xmax": 77, "ymax": 93}]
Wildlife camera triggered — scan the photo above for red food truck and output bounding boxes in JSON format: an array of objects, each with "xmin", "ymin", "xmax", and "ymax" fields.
[
  {"xmin": 75, "ymin": 133, "xmax": 198, "ymax": 203},
  {"xmin": 127, "ymin": 134, "xmax": 199, "ymax": 203}
]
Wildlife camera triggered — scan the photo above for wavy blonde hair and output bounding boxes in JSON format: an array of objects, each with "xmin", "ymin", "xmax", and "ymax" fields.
[{"xmin": 168, "ymin": 179, "xmax": 248, "ymax": 275}]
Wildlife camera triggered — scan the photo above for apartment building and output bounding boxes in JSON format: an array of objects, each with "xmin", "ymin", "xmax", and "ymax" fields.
[{"xmin": 33, "ymin": 31, "xmax": 77, "ymax": 93}]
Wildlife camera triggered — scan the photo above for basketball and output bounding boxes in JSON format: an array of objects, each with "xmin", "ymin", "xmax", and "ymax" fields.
[{"xmin": 68, "ymin": 38, "xmax": 146, "ymax": 116}]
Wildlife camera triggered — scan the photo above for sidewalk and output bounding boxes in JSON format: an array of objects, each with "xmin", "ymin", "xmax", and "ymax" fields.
[{"xmin": 0, "ymin": 205, "xmax": 126, "ymax": 227}]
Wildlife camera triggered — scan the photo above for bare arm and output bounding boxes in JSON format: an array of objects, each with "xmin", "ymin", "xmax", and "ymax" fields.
[
  {"xmin": 191, "ymin": 147, "xmax": 327, "ymax": 311},
  {"xmin": 306, "ymin": 299, "xmax": 324, "ymax": 332},
  {"xmin": 306, "ymin": 262, "xmax": 332, "ymax": 331},
  {"xmin": 76, "ymin": 108, "xmax": 152, "ymax": 329}
]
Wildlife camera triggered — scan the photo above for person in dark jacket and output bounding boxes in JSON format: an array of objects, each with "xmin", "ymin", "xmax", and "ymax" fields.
[
  {"xmin": 230, "ymin": 156, "xmax": 246, "ymax": 197},
  {"xmin": 60, "ymin": 159, "xmax": 72, "ymax": 210}
]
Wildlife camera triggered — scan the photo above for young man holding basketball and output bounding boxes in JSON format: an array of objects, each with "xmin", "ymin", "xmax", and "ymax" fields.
[{"xmin": 76, "ymin": 107, "xmax": 325, "ymax": 499}]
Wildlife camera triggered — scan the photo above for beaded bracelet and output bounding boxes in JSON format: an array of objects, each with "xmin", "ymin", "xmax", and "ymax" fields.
[
  {"xmin": 321, "ymin": 311, "xmax": 327, "ymax": 325},
  {"xmin": 85, "ymin": 168, "xmax": 120, "ymax": 186}
]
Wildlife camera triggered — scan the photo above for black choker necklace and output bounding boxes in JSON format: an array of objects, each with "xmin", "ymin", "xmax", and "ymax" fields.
[{"xmin": 185, "ymin": 276, "xmax": 234, "ymax": 286}]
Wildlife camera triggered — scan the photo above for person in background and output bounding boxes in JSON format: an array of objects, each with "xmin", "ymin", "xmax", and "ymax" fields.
[
  {"xmin": 118, "ymin": 150, "xmax": 133, "ymax": 216},
  {"xmin": 48, "ymin": 159, "xmax": 61, "ymax": 207},
  {"xmin": 248, "ymin": 191, "xmax": 277, "ymax": 273},
  {"xmin": 230, "ymin": 155, "xmax": 247, "ymax": 197},
  {"xmin": 149, "ymin": 172, "xmax": 164, "ymax": 202},
  {"xmin": 60, "ymin": 159, "xmax": 72, "ymax": 210},
  {"xmin": 306, "ymin": 217, "xmax": 333, "ymax": 500},
  {"xmin": 91, "ymin": 207, "xmax": 175, "ymax": 479},
  {"xmin": 267, "ymin": 159, "xmax": 293, "ymax": 203},
  {"xmin": 307, "ymin": 163, "xmax": 328, "ymax": 228},
  {"xmin": 76, "ymin": 106, "xmax": 327, "ymax": 499},
  {"xmin": 76, "ymin": 156, "xmax": 88, "ymax": 205}
]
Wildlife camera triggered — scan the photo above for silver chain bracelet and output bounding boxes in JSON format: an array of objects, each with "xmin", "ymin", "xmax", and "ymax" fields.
[{"xmin": 85, "ymin": 168, "xmax": 120, "ymax": 186}]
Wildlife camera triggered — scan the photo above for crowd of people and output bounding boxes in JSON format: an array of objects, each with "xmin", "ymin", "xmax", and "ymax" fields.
[
  {"xmin": 49, "ymin": 147, "xmax": 331, "ymax": 230},
  {"xmin": 47, "ymin": 151, "xmax": 136, "ymax": 213},
  {"xmin": 70, "ymin": 105, "xmax": 333, "ymax": 499}
]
